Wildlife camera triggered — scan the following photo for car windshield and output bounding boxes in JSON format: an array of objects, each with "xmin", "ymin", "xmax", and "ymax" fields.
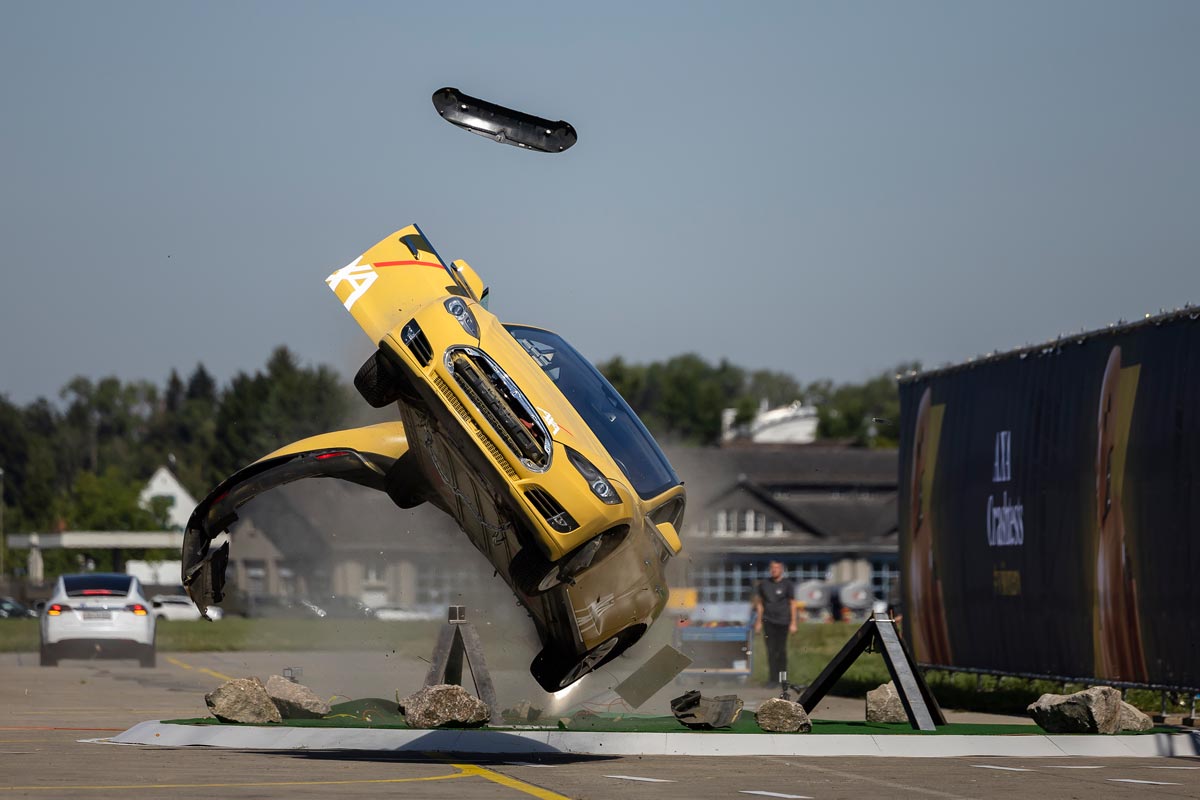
[
  {"xmin": 63, "ymin": 574, "xmax": 133, "ymax": 597},
  {"xmin": 505, "ymin": 325, "xmax": 680, "ymax": 500}
]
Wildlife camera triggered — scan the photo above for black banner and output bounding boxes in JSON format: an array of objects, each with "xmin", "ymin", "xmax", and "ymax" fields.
[{"xmin": 899, "ymin": 310, "xmax": 1200, "ymax": 689}]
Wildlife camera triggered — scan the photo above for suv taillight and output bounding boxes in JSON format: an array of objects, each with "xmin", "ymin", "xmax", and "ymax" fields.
[
  {"xmin": 127, "ymin": 604, "xmax": 148, "ymax": 616},
  {"xmin": 47, "ymin": 604, "xmax": 69, "ymax": 616}
]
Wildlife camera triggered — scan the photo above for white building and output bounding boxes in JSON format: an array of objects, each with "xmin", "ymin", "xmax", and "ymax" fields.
[
  {"xmin": 138, "ymin": 467, "xmax": 198, "ymax": 532},
  {"xmin": 721, "ymin": 400, "xmax": 819, "ymax": 445}
]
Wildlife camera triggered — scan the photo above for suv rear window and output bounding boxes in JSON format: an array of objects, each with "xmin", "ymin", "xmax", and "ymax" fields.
[{"xmin": 63, "ymin": 574, "xmax": 133, "ymax": 597}]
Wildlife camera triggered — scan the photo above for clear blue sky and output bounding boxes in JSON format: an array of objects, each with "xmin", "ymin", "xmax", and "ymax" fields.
[{"xmin": 2, "ymin": 1, "xmax": 1197, "ymax": 405}]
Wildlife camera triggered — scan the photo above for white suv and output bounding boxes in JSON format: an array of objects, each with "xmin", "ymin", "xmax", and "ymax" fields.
[
  {"xmin": 150, "ymin": 594, "xmax": 223, "ymax": 621},
  {"xmin": 40, "ymin": 573, "xmax": 157, "ymax": 667}
]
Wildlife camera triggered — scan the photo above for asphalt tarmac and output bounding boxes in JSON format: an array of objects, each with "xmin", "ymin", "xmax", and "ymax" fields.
[{"xmin": 2, "ymin": 650, "xmax": 1197, "ymax": 799}]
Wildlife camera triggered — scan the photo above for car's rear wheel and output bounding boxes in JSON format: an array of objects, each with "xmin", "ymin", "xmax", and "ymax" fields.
[{"xmin": 39, "ymin": 643, "xmax": 57, "ymax": 667}]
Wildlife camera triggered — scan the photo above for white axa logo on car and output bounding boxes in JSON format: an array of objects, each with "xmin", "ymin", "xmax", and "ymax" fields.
[{"xmin": 326, "ymin": 259, "xmax": 377, "ymax": 310}]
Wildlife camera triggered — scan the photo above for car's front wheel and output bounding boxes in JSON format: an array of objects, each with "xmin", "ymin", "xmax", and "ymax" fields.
[
  {"xmin": 509, "ymin": 527, "xmax": 628, "ymax": 596},
  {"xmin": 530, "ymin": 627, "xmax": 641, "ymax": 692}
]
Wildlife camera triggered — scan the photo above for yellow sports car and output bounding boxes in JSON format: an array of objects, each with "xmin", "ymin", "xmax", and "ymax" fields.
[{"xmin": 182, "ymin": 225, "xmax": 685, "ymax": 690}]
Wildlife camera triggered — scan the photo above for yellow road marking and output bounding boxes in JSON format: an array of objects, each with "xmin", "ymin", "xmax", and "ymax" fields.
[
  {"xmin": 1, "ymin": 758, "xmax": 572, "ymax": 798},
  {"xmin": 453, "ymin": 763, "xmax": 573, "ymax": 800},
  {"xmin": 0, "ymin": 772, "xmax": 469, "ymax": 792},
  {"xmin": 165, "ymin": 655, "xmax": 233, "ymax": 682}
]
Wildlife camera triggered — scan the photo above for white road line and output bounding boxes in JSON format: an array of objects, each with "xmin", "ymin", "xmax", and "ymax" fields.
[
  {"xmin": 971, "ymin": 765, "xmax": 1033, "ymax": 772},
  {"xmin": 739, "ymin": 791, "xmax": 815, "ymax": 799},
  {"xmin": 605, "ymin": 775, "xmax": 676, "ymax": 783},
  {"xmin": 1108, "ymin": 779, "xmax": 1182, "ymax": 786},
  {"xmin": 1045, "ymin": 765, "xmax": 1104, "ymax": 769}
]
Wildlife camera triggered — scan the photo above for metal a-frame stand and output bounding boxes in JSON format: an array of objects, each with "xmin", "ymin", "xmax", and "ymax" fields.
[
  {"xmin": 797, "ymin": 611, "xmax": 946, "ymax": 731},
  {"xmin": 423, "ymin": 605, "xmax": 502, "ymax": 725}
]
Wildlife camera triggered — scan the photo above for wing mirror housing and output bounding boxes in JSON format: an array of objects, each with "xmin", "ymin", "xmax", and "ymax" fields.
[
  {"xmin": 450, "ymin": 259, "xmax": 488, "ymax": 308},
  {"xmin": 655, "ymin": 521, "xmax": 683, "ymax": 556},
  {"xmin": 432, "ymin": 87, "xmax": 577, "ymax": 153}
]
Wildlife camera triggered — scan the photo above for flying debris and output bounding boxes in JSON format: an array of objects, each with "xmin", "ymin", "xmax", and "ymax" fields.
[{"xmin": 432, "ymin": 87, "xmax": 577, "ymax": 153}]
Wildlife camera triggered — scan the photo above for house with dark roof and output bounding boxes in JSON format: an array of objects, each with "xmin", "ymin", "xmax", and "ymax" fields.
[
  {"xmin": 218, "ymin": 445, "xmax": 899, "ymax": 618},
  {"xmin": 666, "ymin": 445, "xmax": 899, "ymax": 611}
]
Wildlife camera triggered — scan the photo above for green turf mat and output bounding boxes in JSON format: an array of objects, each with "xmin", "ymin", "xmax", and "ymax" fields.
[{"xmin": 162, "ymin": 701, "xmax": 1172, "ymax": 735}]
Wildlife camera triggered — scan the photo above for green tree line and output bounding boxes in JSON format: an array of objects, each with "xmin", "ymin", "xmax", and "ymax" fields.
[
  {"xmin": 1, "ymin": 345, "xmax": 910, "ymax": 574},
  {"xmin": 596, "ymin": 354, "xmax": 918, "ymax": 448},
  {"xmin": 0, "ymin": 347, "xmax": 348, "ymax": 575}
]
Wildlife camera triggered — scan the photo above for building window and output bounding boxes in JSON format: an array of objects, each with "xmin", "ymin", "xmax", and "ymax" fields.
[
  {"xmin": 713, "ymin": 509, "xmax": 734, "ymax": 537},
  {"xmin": 689, "ymin": 559, "xmax": 833, "ymax": 604},
  {"xmin": 741, "ymin": 510, "xmax": 767, "ymax": 538},
  {"xmin": 871, "ymin": 559, "xmax": 901, "ymax": 604},
  {"xmin": 364, "ymin": 562, "xmax": 386, "ymax": 586},
  {"xmin": 769, "ymin": 520, "xmax": 786, "ymax": 537}
]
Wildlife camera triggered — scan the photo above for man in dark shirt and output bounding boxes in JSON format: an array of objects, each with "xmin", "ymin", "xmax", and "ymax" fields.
[{"xmin": 753, "ymin": 560, "xmax": 798, "ymax": 688}]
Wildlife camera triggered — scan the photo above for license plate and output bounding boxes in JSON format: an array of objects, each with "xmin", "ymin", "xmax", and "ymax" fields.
[{"xmin": 81, "ymin": 610, "xmax": 111, "ymax": 620}]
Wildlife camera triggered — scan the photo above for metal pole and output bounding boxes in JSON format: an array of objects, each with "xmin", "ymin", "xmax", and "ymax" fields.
[{"xmin": 0, "ymin": 467, "xmax": 6, "ymax": 581}]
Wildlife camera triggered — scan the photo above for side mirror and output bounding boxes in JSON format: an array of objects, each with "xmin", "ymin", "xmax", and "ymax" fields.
[
  {"xmin": 655, "ymin": 521, "xmax": 683, "ymax": 555},
  {"xmin": 432, "ymin": 87, "xmax": 577, "ymax": 153},
  {"xmin": 450, "ymin": 259, "xmax": 488, "ymax": 308},
  {"xmin": 152, "ymin": 601, "xmax": 162, "ymax": 609}
]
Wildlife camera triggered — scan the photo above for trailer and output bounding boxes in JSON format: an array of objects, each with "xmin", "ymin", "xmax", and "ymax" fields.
[{"xmin": 673, "ymin": 601, "xmax": 754, "ymax": 683}]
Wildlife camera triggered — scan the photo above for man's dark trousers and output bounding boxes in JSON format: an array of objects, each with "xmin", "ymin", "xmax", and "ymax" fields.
[{"xmin": 762, "ymin": 621, "xmax": 790, "ymax": 685}]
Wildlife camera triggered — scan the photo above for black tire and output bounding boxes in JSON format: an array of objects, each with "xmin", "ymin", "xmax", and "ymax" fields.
[
  {"xmin": 509, "ymin": 527, "xmax": 629, "ymax": 597},
  {"xmin": 508, "ymin": 546, "xmax": 562, "ymax": 596},
  {"xmin": 139, "ymin": 645, "xmax": 156, "ymax": 669},
  {"xmin": 531, "ymin": 628, "xmax": 642, "ymax": 692},
  {"xmin": 354, "ymin": 349, "xmax": 408, "ymax": 408},
  {"xmin": 39, "ymin": 644, "xmax": 57, "ymax": 667}
]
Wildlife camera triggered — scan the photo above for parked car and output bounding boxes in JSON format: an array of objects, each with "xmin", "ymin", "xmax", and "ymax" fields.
[
  {"xmin": 317, "ymin": 595, "xmax": 375, "ymax": 619},
  {"xmin": 0, "ymin": 597, "xmax": 36, "ymax": 618},
  {"xmin": 183, "ymin": 224, "xmax": 685, "ymax": 691},
  {"xmin": 150, "ymin": 594, "xmax": 224, "ymax": 621},
  {"xmin": 240, "ymin": 594, "xmax": 327, "ymax": 619},
  {"xmin": 40, "ymin": 573, "xmax": 156, "ymax": 667}
]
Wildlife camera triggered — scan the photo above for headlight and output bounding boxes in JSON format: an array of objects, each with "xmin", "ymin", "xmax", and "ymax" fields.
[
  {"xmin": 565, "ymin": 447, "xmax": 621, "ymax": 505},
  {"xmin": 443, "ymin": 297, "xmax": 479, "ymax": 338}
]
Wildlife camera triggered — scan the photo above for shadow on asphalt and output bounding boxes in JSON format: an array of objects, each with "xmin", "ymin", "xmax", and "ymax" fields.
[{"xmin": 268, "ymin": 749, "xmax": 616, "ymax": 766}]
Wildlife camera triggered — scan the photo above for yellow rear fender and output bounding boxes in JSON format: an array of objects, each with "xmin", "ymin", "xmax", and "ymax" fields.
[{"xmin": 182, "ymin": 422, "xmax": 412, "ymax": 617}]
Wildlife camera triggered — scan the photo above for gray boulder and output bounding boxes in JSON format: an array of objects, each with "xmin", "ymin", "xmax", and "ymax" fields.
[
  {"xmin": 205, "ymin": 677, "xmax": 282, "ymax": 724},
  {"xmin": 755, "ymin": 697, "xmax": 812, "ymax": 733},
  {"xmin": 265, "ymin": 674, "xmax": 331, "ymax": 719},
  {"xmin": 1027, "ymin": 686, "xmax": 1122, "ymax": 734},
  {"xmin": 400, "ymin": 684, "xmax": 489, "ymax": 728},
  {"xmin": 865, "ymin": 681, "xmax": 908, "ymax": 724},
  {"xmin": 1118, "ymin": 700, "xmax": 1154, "ymax": 732}
]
